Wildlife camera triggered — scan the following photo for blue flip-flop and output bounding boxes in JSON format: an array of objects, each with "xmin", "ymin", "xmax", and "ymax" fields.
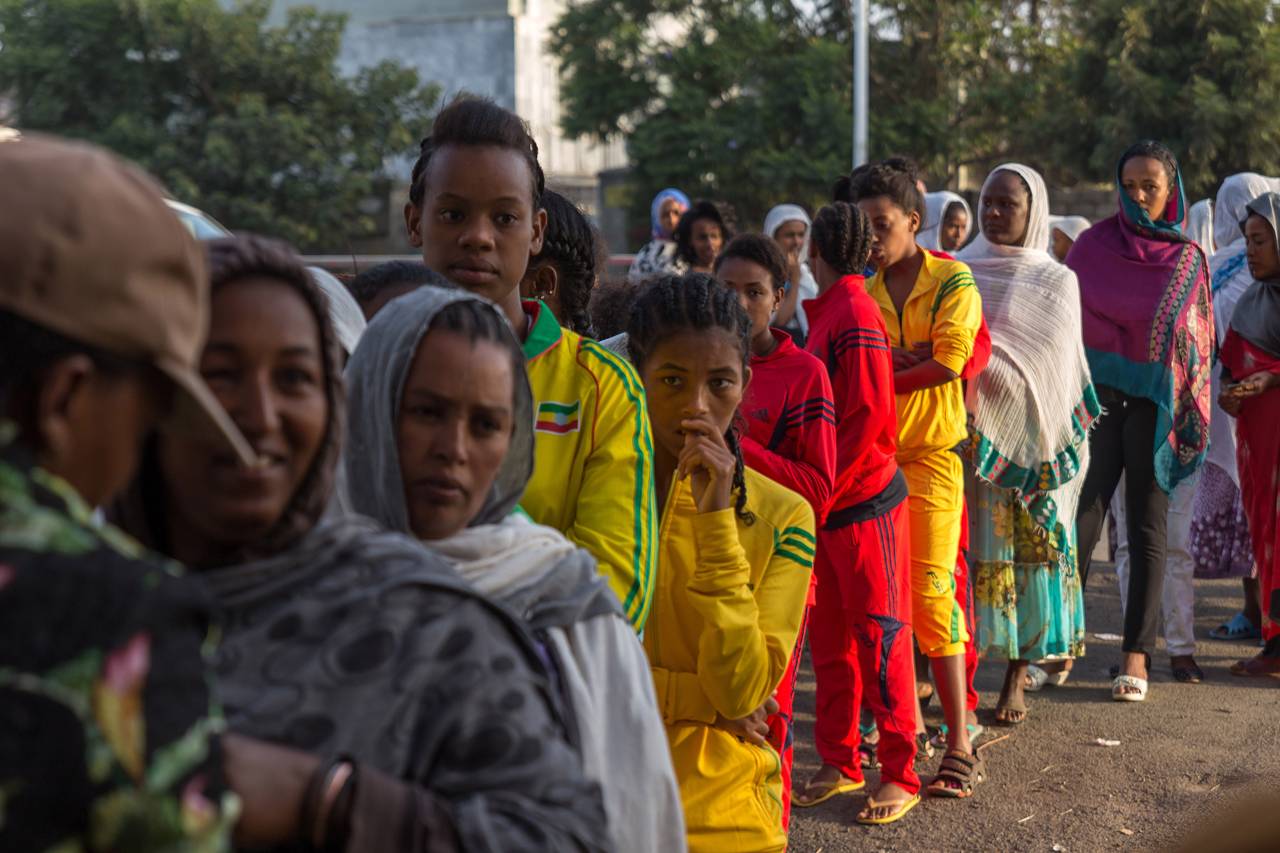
[{"xmin": 1209, "ymin": 612, "xmax": 1262, "ymax": 642}]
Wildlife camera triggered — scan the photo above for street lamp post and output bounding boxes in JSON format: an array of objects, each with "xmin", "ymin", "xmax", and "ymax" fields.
[{"xmin": 852, "ymin": 0, "xmax": 868, "ymax": 169}]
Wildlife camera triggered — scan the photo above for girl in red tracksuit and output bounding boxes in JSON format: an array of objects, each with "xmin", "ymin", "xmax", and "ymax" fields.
[
  {"xmin": 792, "ymin": 202, "xmax": 920, "ymax": 825},
  {"xmin": 716, "ymin": 233, "xmax": 836, "ymax": 830}
]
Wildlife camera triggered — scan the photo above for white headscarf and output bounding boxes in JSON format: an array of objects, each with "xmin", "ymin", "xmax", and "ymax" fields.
[
  {"xmin": 919, "ymin": 191, "xmax": 972, "ymax": 251},
  {"xmin": 1214, "ymin": 172, "xmax": 1280, "ymax": 251},
  {"xmin": 957, "ymin": 163, "xmax": 1097, "ymax": 534},
  {"xmin": 308, "ymin": 267, "xmax": 366, "ymax": 356},
  {"xmin": 763, "ymin": 203, "xmax": 819, "ymax": 336},
  {"xmin": 1185, "ymin": 199, "xmax": 1215, "ymax": 255},
  {"xmin": 1047, "ymin": 215, "xmax": 1091, "ymax": 252}
]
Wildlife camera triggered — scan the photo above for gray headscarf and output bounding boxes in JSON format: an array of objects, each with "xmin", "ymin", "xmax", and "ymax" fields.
[
  {"xmin": 342, "ymin": 285, "xmax": 534, "ymax": 530},
  {"xmin": 341, "ymin": 285, "xmax": 618, "ymax": 630},
  {"xmin": 1231, "ymin": 192, "xmax": 1280, "ymax": 358}
]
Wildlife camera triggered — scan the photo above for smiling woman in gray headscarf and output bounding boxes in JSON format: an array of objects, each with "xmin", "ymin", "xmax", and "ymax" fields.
[
  {"xmin": 341, "ymin": 283, "xmax": 686, "ymax": 853},
  {"xmin": 114, "ymin": 235, "xmax": 607, "ymax": 852}
]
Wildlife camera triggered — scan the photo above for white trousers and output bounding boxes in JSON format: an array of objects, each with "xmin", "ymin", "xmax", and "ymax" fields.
[{"xmin": 1112, "ymin": 473, "xmax": 1199, "ymax": 656}]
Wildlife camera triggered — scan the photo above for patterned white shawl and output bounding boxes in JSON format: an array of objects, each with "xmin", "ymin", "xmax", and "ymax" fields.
[{"xmin": 958, "ymin": 163, "xmax": 1099, "ymax": 535}]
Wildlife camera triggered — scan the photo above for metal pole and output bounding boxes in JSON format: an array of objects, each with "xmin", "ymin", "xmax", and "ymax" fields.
[{"xmin": 852, "ymin": 0, "xmax": 868, "ymax": 168}]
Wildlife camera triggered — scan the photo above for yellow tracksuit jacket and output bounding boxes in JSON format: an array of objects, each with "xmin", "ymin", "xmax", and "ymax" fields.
[
  {"xmin": 521, "ymin": 301, "xmax": 658, "ymax": 630},
  {"xmin": 644, "ymin": 468, "xmax": 814, "ymax": 853},
  {"xmin": 866, "ymin": 251, "xmax": 982, "ymax": 461}
]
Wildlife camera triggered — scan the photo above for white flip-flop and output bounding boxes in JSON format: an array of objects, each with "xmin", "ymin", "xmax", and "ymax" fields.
[
  {"xmin": 1111, "ymin": 675, "xmax": 1148, "ymax": 702},
  {"xmin": 1025, "ymin": 664, "xmax": 1071, "ymax": 691}
]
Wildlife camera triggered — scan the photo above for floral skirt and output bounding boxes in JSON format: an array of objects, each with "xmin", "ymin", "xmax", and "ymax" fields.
[
  {"xmin": 1188, "ymin": 462, "xmax": 1256, "ymax": 580},
  {"xmin": 971, "ymin": 479, "xmax": 1086, "ymax": 662}
]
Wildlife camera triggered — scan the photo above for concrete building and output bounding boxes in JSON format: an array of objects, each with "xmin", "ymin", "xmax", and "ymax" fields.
[{"xmin": 271, "ymin": 0, "xmax": 626, "ymax": 219}]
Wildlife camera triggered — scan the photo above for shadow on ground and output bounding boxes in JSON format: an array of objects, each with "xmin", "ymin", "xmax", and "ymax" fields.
[{"xmin": 787, "ymin": 564, "xmax": 1279, "ymax": 852}]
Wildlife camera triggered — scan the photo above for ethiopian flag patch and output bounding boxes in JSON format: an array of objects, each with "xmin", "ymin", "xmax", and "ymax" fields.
[{"xmin": 535, "ymin": 400, "xmax": 581, "ymax": 434}]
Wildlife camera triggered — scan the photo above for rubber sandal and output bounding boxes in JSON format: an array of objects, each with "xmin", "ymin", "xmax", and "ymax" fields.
[
  {"xmin": 1111, "ymin": 674, "xmax": 1148, "ymax": 702},
  {"xmin": 793, "ymin": 775, "xmax": 866, "ymax": 808},
  {"xmin": 1026, "ymin": 663, "xmax": 1070, "ymax": 690},
  {"xmin": 929, "ymin": 722, "xmax": 986, "ymax": 749},
  {"xmin": 915, "ymin": 732, "xmax": 935, "ymax": 763},
  {"xmin": 1171, "ymin": 660, "xmax": 1204, "ymax": 683},
  {"xmin": 856, "ymin": 793, "xmax": 922, "ymax": 825},
  {"xmin": 1209, "ymin": 612, "xmax": 1262, "ymax": 641},
  {"xmin": 994, "ymin": 700, "xmax": 1028, "ymax": 726},
  {"xmin": 927, "ymin": 750, "xmax": 986, "ymax": 799}
]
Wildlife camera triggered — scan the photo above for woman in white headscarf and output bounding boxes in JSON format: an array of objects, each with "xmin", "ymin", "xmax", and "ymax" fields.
[
  {"xmin": 1191, "ymin": 174, "xmax": 1280, "ymax": 641},
  {"xmin": 919, "ymin": 191, "xmax": 973, "ymax": 252},
  {"xmin": 957, "ymin": 164, "xmax": 1099, "ymax": 725},
  {"xmin": 1185, "ymin": 199, "xmax": 1215, "ymax": 254},
  {"xmin": 308, "ymin": 267, "xmax": 367, "ymax": 357},
  {"xmin": 764, "ymin": 203, "xmax": 819, "ymax": 343},
  {"xmin": 1047, "ymin": 216, "xmax": 1091, "ymax": 262}
]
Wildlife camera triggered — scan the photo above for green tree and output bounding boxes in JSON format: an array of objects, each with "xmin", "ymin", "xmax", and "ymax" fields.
[
  {"xmin": 551, "ymin": 0, "xmax": 1064, "ymax": 233},
  {"xmin": 0, "ymin": 0, "xmax": 438, "ymax": 249},
  {"xmin": 1042, "ymin": 0, "xmax": 1280, "ymax": 198}
]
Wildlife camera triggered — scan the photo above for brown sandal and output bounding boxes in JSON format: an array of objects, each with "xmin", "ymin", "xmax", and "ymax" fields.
[{"xmin": 927, "ymin": 750, "xmax": 986, "ymax": 799}]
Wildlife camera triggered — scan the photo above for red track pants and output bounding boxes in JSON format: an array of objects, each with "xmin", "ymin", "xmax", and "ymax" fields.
[
  {"xmin": 767, "ymin": 599, "xmax": 810, "ymax": 830},
  {"xmin": 809, "ymin": 498, "xmax": 920, "ymax": 795}
]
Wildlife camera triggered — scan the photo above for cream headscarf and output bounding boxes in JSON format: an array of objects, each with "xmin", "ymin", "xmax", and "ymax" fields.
[
  {"xmin": 1048, "ymin": 215, "xmax": 1091, "ymax": 253},
  {"xmin": 1185, "ymin": 199, "xmax": 1215, "ymax": 255},
  {"xmin": 957, "ymin": 163, "xmax": 1099, "ymax": 534},
  {"xmin": 919, "ymin": 191, "xmax": 973, "ymax": 251}
]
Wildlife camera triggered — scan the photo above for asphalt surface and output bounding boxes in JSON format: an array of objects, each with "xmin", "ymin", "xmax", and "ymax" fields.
[{"xmin": 787, "ymin": 563, "xmax": 1278, "ymax": 852}]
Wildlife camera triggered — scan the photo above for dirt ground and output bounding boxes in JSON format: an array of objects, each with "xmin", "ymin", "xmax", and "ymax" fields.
[{"xmin": 786, "ymin": 563, "xmax": 1278, "ymax": 852}]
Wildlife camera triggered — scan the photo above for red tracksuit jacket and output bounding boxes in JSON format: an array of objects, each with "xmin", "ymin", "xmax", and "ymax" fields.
[
  {"xmin": 802, "ymin": 274, "xmax": 901, "ymax": 516},
  {"xmin": 741, "ymin": 328, "xmax": 837, "ymax": 521}
]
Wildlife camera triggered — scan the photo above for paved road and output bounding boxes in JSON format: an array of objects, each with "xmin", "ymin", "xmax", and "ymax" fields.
[{"xmin": 787, "ymin": 564, "xmax": 1278, "ymax": 851}]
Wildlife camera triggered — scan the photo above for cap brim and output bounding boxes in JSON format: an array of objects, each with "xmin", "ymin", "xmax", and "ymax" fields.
[{"xmin": 154, "ymin": 355, "xmax": 257, "ymax": 466}]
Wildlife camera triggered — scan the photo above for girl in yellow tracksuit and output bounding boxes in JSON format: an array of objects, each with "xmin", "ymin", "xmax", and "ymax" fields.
[{"xmin": 626, "ymin": 272, "xmax": 815, "ymax": 852}]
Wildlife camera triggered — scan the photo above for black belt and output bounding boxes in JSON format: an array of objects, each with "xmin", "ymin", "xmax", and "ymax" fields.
[{"xmin": 823, "ymin": 468, "xmax": 908, "ymax": 530}]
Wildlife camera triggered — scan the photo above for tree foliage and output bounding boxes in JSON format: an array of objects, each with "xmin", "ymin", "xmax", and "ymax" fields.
[
  {"xmin": 1047, "ymin": 0, "xmax": 1280, "ymax": 199},
  {"xmin": 554, "ymin": 0, "xmax": 1280, "ymax": 230},
  {"xmin": 551, "ymin": 0, "xmax": 1065, "ymax": 230},
  {"xmin": 0, "ymin": 0, "xmax": 439, "ymax": 249}
]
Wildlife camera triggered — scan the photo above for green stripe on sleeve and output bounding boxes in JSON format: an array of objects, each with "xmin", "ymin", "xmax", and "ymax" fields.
[
  {"xmin": 581, "ymin": 342, "xmax": 657, "ymax": 631},
  {"xmin": 781, "ymin": 526, "xmax": 817, "ymax": 545},
  {"xmin": 774, "ymin": 548, "xmax": 814, "ymax": 569}
]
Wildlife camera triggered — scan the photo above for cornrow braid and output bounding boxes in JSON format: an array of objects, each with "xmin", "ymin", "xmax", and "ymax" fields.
[
  {"xmin": 627, "ymin": 272, "xmax": 755, "ymax": 524},
  {"xmin": 536, "ymin": 190, "xmax": 600, "ymax": 337},
  {"xmin": 811, "ymin": 202, "xmax": 874, "ymax": 276},
  {"xmin": 408, "ymin": 95, "xmax": 546, "ymax": 209}
]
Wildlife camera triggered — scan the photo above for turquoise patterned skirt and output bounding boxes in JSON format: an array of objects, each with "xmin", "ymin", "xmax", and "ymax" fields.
[{"xmin": 971, "ymin": 479, "xmax": 1086, "ymax": 662}]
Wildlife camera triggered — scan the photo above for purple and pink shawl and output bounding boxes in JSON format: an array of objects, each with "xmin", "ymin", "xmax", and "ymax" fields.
[{"xmin": 1065, "ymin": 171, "xmax": 1214, "ymax": 494}]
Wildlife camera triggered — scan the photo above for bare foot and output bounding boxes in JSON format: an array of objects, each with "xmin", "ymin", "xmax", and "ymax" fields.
[{"xmin": 995, "ymin": 660, "xmax": 1029, "ymax": 725}]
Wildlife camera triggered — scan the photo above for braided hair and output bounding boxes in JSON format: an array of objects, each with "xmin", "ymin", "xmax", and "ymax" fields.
[
  {"xmin": 714, "ymin": 233, "xmax": 789, "ymax": 292},
  {"xmin": 627, "ymin": 272, "xmax": 755, "ymax": 524},
  {"xmin": 810, "ymin": 202, "xmax": 874, "ymax": 275},
  {"xmin": 843, "ymin": 157, "xmax": 926, "ymax": 221},
  {"xmin": 408, "ymin": 96, "xmax": 545, "ymax": 209},
  {"xmin": 535, "ymin": 190, "xmax": 601, "ymax": 337},
  {"xmin": 1119, "ymin": 140, "xmax": 1178, "ymax": 186}
]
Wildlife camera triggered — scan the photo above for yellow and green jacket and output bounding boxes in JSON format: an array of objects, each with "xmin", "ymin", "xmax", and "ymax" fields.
[
  {"xmin": 644, "ymin": 468, "xmax": 814, "ymax": 853},
  {"xmin": 867, "ymin": 251, "xmax": 983, "ymax": 462},
  {"xmin": 521, "ymin": 301, "xmax": 658, "ymax": 631}
]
